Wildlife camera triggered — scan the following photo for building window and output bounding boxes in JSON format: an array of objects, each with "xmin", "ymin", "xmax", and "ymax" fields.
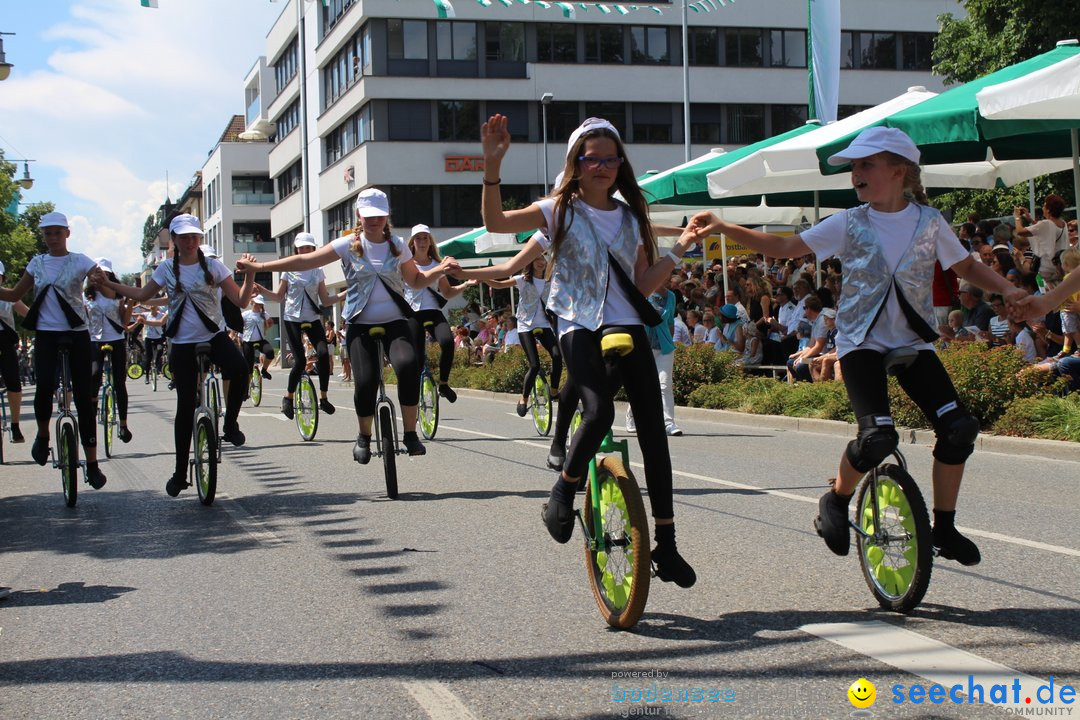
[
  {"xmin": 840, "ymin": 31, "xmax": 854, "ymax": 69},
  {"xmin": 725, "ymin": 28, "xmax": 763, "ymax": 66},
  {"xmin": 769, "ymin": 29, "xmax": 806, "ymax": 68},
  {"xmin": 632, "ymin": 103, "xmax": 672, "ymax": 143},
  {"xmin": 486, "ymin": 22, "xmax": 524, "ymax": 61},
  {"xmin": 276, "ymin": 161, "xmax": 302, "ymax": 202},
  {"xmin": 584, "ymin": 25, "xmax": 623, "ymax": 64},
  {"xmin": 486, "ymin": 100, "xmax": 528, "ymax": 141},
  {"xmin": 325, "ymin": 197, "xmax": 355, "ymax": 242},
  {"xmin": 536, "ymin": 23, "xmax": 576, "ymax": 63},
  {"xmin": 771, "ymin": 104, "xmax": 807, "ymax": 134},
  {"xmin": 690, "ymin": 103, "xmax": 722, "ymax": 144},
  {"xmin": 274, "ymin": 37, "xmax": 298, "ymax": 93},
  {"xmin": 388, "ymin": 19, "xmax": 428, "ymax": 60},
  {"xmin": 439, "ymin": 186, "xmax": 482, "ymax": 228},
  {"xmin": 389, "ymin": 186, "xmax": 434, "ymax": 230},
  {"xmin": 325, "ymin": 103, "xmax": 372, "ymax": 166},
  {"xmin": 901, "ymin": 32, "xmax": 934, "ymax": 71},
  {"xmin": 276, "ymin": 99, "xmax": 300, "ymax": 141},
  {"xmin": 543, "ymin": 101, "xmax": 581, "ymax": 142},
  {"xmin": 233, "ymin": 222, "xmax": 274, "ymax": 254},
  {"xmin": 630, "ymin": 26, "xmax": 668, "ymax": 64},
  {"xmin": 438, "ymin": 100, "xmax": 479, "ymax": 141},
  {"xmin": 689, "ymin": 27, "xmax": 719, "ymax": 66},
  {"xmin": 205, "ymin": 176, "xmax": 219, "ymax": 216},
  {"xmin": 436, "ymin": 21, "xmax": 477, "ymax": 60},
  {"xmin": 232, "ymin": 176, "xmax": 274, "ymax": 205},
  {"xmin": 858, "ymin": 31, "xmax": 897, "ymax": 69},
  {"xmin": 277, "ymin": 227, "xmax": 300, "ymax": 257},
  {"xmin": 323, "ymin": 32, "xmax": 364, "ymax": 109},
  {"xmin": 584, "ymin": 102, "xmax": 626, "ymax": 137},
  {"xmin": 321, "ymin": 0, "xmax": 357, "ymax": 40},
  {"xmin": 726, "ymin": 104, "xmax": 765, "ymax": 144},
  {"xmin": 388, "ymin": 100, "xmax": 432, "ymax": 141}
]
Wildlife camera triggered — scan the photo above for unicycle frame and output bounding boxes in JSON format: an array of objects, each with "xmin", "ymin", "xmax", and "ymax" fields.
[
  {"xmin": 370, "ymin": 330, "xmax": 402, "ymax": 459},
  {"xmin": 190, "ymin": 345, "xmax": 221, "ymax": 490},
  {"xmin": 52, "ymin": 344, "xmax": 87, "ymax": 497}
]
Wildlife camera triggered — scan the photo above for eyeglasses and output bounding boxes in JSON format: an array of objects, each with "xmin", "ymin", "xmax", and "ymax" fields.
[{"xmin": 577, "ymin": 155, "xmax": 624, "ymax": 170}]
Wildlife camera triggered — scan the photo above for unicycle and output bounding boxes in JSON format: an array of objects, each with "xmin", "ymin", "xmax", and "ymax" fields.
[
  {"xmin": 575, "ymin": 330, "xmax": 650, "ymax": 629},
  {"xmin": 98, "ymin": 345, "xmax": 118, "ymax": 458},
  {"xmin": 369, "ymin": 326, "xmax": 402, "ymax": 499},
  {"xmin": 295, "ymin": 369, "xmax": 319, "ymax": 441},
  {"xmin": 530, "ymin": 372, "xmax": 552, "ymax": 436},
  {"xmin": 52, "ymin": 339, "xmax": 87, "ymax": 507},
  {"xmin": 249, "ymin": 363, "xmax": 263, "ymax": 407},
  {"xmin": 189, "ymin": 343, "xmax": 219, "ymax": 505}
]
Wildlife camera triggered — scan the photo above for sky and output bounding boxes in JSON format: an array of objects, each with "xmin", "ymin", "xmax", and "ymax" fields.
[{"xmin": 0, "ymin": 0, "xmax": 287, "ymax": 273}]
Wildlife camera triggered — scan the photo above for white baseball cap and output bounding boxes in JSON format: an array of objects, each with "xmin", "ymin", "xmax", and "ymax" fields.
[
  {"xmin": 827, "ymin": 126, "xmax": 921, "ymax": 166},
  {"xmin": 95, "ymin": 257, "xmax": 114, "ymax": 274},
  {"xmin": 199, "ymin": 244, "xmax": 219, "ymax": 259},
  {"xmin": 293, "ymin": 232, "xmax": 317, "ymax": 249},
  {"xmin": 253, "ymin": 295, "xmax": 267, "ymax": 305},
  {"xmin": 169, "ymin": 213, "xmax": 205, "ymax": 235},
  {"xmin": 410, "ymin": 224, "xmax": 431, "ymax": 239},
  {"xmin": 821, "ymin": 307, "xmax": 837, "ymax": 318},
  {"xmin": 566, "ymin": 117, "xmax": 621, "ymax": 159},
  {"xmin": 40, "ymin": 211, "xmax": 69, "ymax": 228},
  {"xmin": 354, "ymin": 188, "xmax": 390, "ymax": 218}
]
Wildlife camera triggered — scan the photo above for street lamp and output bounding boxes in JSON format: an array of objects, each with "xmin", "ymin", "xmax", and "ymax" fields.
[
  {"xmin": 0, "ymin": 33, "xmax": 14, "ymax": 82},
  {"xmin": 6, "ymin": 158, "xmax": 34, "ymax": 190},
  {"xmin": 540, "ymin": 92, "xmax": 553, "ymax": 195}
]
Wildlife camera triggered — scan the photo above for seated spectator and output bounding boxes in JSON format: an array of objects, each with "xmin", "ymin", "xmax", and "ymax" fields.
[
  {"xmin": 686, "ymin": 309, "xmax": 706, "ymax": 344},
  {"xmin": 810, "ymin": 308, "xmax": 839, "ymax": 381},
  {"xmin": 713, "ymin": 304, "xmax": 744, "ymax": 353},
  {"xmin": 764, "ymin": 285, "xmax": 799, "ymax": 363},
  {"xmin": 958, "ymin": 283, "xmax": 993, "ymax": 331},
  {"xmin": 1011, "ymin": 318, "xmax": 1038, "ymax": 364},
  {"xmin": 786, "ymin": 297, "xmax": 826, "ymax": 383},
  {"xmin": 700, "ymin": 311, "xmax": 718, "ymax": 346},
  {"xmin": 986, "ymin": 294, "xmax": 1010, "ymax": 346},
  {"xmin": 453, "ymin": 324, "xmax": 471, "ymax": 349},
  {"xmin": 672, "ymin": 310, "xmax": 691, "ymax": 345},
  {"xmin": 734, "ymin": 319, "xmax": 763, "ymax": 367},
  {"xmin": 940, "ymin": 309, "xmax": 976, "ymax": 348}
]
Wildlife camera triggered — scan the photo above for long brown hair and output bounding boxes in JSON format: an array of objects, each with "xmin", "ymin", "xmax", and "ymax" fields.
[
  {"xmin": 408, "ymin": 231, "xmax": 441, "ymax": 263},
  {"xmin": 549, "ymin": 127, "xmax": 657, "ymax": 265}
]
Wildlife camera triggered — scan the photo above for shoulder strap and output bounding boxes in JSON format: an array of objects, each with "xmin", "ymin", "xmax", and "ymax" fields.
[{"xmin": 606, "ymin": 251, "xmax": 662, "ymax": 327}]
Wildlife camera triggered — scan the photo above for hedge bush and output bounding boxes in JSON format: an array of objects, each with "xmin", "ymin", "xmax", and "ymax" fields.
[{"xmin": 992, "ymin": 394, "xmax": 1080, "ymax": 442}]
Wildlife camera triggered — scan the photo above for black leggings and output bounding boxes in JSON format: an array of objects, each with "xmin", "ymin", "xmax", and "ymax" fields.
[
  {"xmin": 0, "ymin": 335, "xmax": 21, "ymax": 393},
  {"xmin": 33, "ymin": 330, "xmax": 96, "ymax": 448},
  {"xmin": 91, "ymin": 339, "xmax": 129, "ymax": 421},
  {"xmin": 414, "ymin": 309, "xmax": 454, "ymax": 383},
  {"xmin": 143, "ymin": 337, "xmax": 165, "ymax": 374},
  {"xmin": 346, "ymin": 319, "xmax": 421, "ymax": 417},
  {"xmin": 840, "ymin": 349, "xmax": 971, "ymax": 464},
  {"xmin": 520, "ymin": 326, "xmax": 562, "ymax": 397},
  {"xmin": 284, "ymin": 320, "xmax": 329, "ymax": 393},
  {"xmin": 242, "ymin": 339, "xmax": 275, "ymax": 370},
  {"xmin": 561, "ymin": 325, "xmax": 673, "ymax": 519},
  {"xmin": 169, "ymin": 332, "xmax": 247, "ymax": 475}
]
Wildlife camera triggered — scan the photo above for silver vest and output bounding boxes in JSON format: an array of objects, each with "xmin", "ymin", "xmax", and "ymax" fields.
[
  {"xmin": 283, "ymin": 270, "xmax": 322, "ymax": 322},
  {"xmin": 837, "ymin": 204, "xmax": 941, "ymax": 347},
  {"xmin": 403, "ymin": 260, "xmax": 444, "ymax": 312},
  {"xmin": 546, "ymin": 199, "xmax": 640, "ymax": 331},
  {"xmin": 86, "ymin": 296, "xmax": 124, "ymax": 341},
  {"xmin": 30, "ymin": 253, "xmax": 89, "ymax": 327},
  {"xmin": 0, "ymin": 301, "xmax": 15, "ymax": 334},
  {"xmin": 161, "ymin": 263, "xmax": 225, "ymax": 335},
  {"xmin": 340, "ymin": 235, "xmax": 408, "ymax": 322},
  {"xmin": 516, "ymin": 277, "xmax": 548, "ymax": 327}
]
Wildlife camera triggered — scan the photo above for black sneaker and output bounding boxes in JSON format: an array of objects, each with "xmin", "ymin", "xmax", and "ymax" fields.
[
  {"xmin": 546, "ymin": 452, "xmax": 564, "ymax": 472},
  {"xmin": 281, "ymin": 396, "xmax": 294, "ymax": 419},
  {"xmin": 167, "ymin": 381, "xmax": 175, "ymax": 390},
  {"xmin": 934, "ymin": 526, "xmax": 981, "ymax": 566},
  {"xmin": 516, "ymin": 399, "xmax": 528, "ymax": 417},
  {"xmin": 814, "ymin": 490, "xmax": 851, "ymax": 556},
  {"xmin": 86, "ymin": 466, "xmax": 107, "ymax": 490},
  {"xmin": 319, "ymin": 398, "xmax": 336, "ymax": 415},
  {"xmin": 118, "ymin": 426, "xmax": 133, "ymax": 443},
  {"xmin": 652, "ymin": 543, "xmax": 697, "ymax": 588},
  {"xmin": 261, "ymin": 369, "xmax": 272, "ymax": 380},
  {"xmin": 10, "ymin": 425, "xmax": 24, "ymax": 443},
  {"xmin": 221, "ymin": 424, "xmax": 246, "ymax": 447},
  {"xmin": 165, "ymin": 473, "xmax": 189, "ymax": 497},
  {"xmin": 438, "ymin": 383, "xmax": 457, "ymax": 403},
  {"xmin": 541, "ymin": 499, "xmax": 575, "ymax": 543},
  {"xmin": 403, "ymin": 432, "xmax": 426, "ymax": 456},
  {"xmin": 352, "ymin": 435, "xmax": 371, "ymax": 464},
  {"xmin": 31, "ymin": 436, "xmax": 49, "ymax": 466}
]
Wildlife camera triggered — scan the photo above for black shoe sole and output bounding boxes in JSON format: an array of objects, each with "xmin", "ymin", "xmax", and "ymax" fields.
[
  {"xmin": 546, "ymin": 455, "xmax": 564, "ymax": 472},
  {"xmin": 541, "ymin": 502, "xmax": 574, "ymax": 544},
  {"xmin": 814, "ymin": 514, "xmax": 851, "ymax": 557}
]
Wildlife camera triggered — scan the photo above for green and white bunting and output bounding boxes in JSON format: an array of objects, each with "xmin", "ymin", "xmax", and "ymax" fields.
[
  {"xmin": 140, "ymin": 0, "xmax": 159, "ymax": 7},
  {"xmin": 410, "ymin": 0, "xmax": 737, "ymax": 18}
]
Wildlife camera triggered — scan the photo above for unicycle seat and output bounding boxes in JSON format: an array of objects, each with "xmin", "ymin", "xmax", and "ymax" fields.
[
  {"xmin": 884, "ymin": 347, "xmax": 918, "ymax": 376},
  {"xmin": 100, "ymin": 344, "xmax": 114, "ymax": 352},
  {"xmin": 368, "ymin": 326, "xmax": 386, "ymax": 338},
  {"xmin": 56, "ymin": 336, "xmax": 75, "ymax": 350},
  {"xmin": 600, "ymin": 328, "xmax": 634, "ymax": 358},
  {"xmin": 195, "ymin": 342, "xmax": 213, "ymax": 355}
]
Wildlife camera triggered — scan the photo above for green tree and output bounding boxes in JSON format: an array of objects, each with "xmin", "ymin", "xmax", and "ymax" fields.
[
  {"xmin": 0, "ymin": 157, "xmax": 46, "ymax": 283},
  {"xmin": 19, "ymin": 201, "xmax": 56, "ymax": 255},
  {"xmin": 142, "ymin": 213, "xmax": 159, "ymax": 257},
  {"xmin": 932, "ymin": 0, "xmax": 1079, "ymax": 220}
]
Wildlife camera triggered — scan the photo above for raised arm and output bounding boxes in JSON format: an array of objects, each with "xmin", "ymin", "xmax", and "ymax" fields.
[
  {"xmin": 480, "ymin": 115, "xmax": 548, "ymax": 233},
  {"xmin": 95, "ymin": 270, "xmax": 163, "ymax": 304},
  {"xmin": 0, "ymin": 272, "xmax": 34, "ymax": 303},
  {"xmin": 401, "ymin": 256, "xmax": 459, "ymax": 290},
  {"xmin": 481, "ymin": 277, "xmax": 518, "ymax": 290},
  {"xmin": 452, "ymin": 237, "xmax": 545, "ymax": 283},
  {"xmin": 688, "ymin": 211, "xmax": 812, "ymax": 259},
  {"xmin": 238, "ymin": 242, "xmax": 339, "ymax": 274}
]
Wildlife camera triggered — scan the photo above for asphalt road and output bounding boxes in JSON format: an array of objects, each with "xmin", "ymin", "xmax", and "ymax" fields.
[{"xmin": 1, "ymin": 373, "xmax": 1078, "ymax": 719}]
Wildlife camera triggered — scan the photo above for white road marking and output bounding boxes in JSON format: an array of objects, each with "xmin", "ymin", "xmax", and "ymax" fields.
[
  {"xmin": 802, "ymin": 621, "xmax": 1074, "ymax": 713},
  {"xmin": 215, "ymin": 492, "xmax": 286, "ymax": 546},
  {"xmin": 237, "ymin": 410, "xmax": 289, "ymax": 422},
  {"xmin": 436, "ymin": 423, "xmax": 1080, "ymax": 559},
  {"xmin": 401, "ymin": 681, "xmax": 480, "ymax": 720}
]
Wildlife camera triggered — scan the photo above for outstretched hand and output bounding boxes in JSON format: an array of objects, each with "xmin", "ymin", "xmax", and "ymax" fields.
[
  {"xmin": 440, "ymin": 256, "xmax": 461, "ymax": 276},
  {"xmin": 481, "ymin": 114, "xmax": 511, "ymax": 163},
  {"xmin": 687, "ymin": 211, "xmax": 721, "ymax": 236},
  {"xmin": 235, "ymin": 255, "xmax": 259, "ymax": 273},
  {"xmin": 88, "ymin": 266, "xmax": 107, "ymax": 288},
  {"xmin": 1012, "ymin": 293, "xmax": 1051, "ymax": 322}
]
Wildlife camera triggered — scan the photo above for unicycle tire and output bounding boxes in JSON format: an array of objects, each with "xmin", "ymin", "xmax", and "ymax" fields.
[
  {"xmin": 59, "ymin": 423, "xmax": 78, "ymax": 508},
  {"xmin": 583, "ymin": 457, "xmax": 650, "ymax": 629},
  {"xmin": 207, "ymin": 380, "xmax": 222, "ymax": 461},
  {"xmin": 102, "ymin": 389, "xmax": 116, "ymax": 459},
  {"xmin": 162, "ymin": 363, "xmax": 172, "ymax": 380},
  {"xmin": 855, "ymin": 463, "xmax": 933, "ymax": 613},
  {"xmin": 379, "ymin": 406, "xmax": 398, "ymax": 500},
  {"xmin": 152, "ymin": 366, "xmax": 158, "ymax": 392},
  {"xmin": 532, "ymin": 375, "xmax": 552, "ymax": 437},
  {"xmin": 126, "ymin": 363, "xmax": 143, "ymax": 380},
  {"xmin": 419, "ymin": 373, "xmax": 439, "ymax": 440},
  {"xmin": 194, "ymin": 415, "xmax": 218, "ymax": 506},
  {"xmin": 250, "ymin": 367, "xmax": 262, "ymax": 407},
  {"xmin": 296, "ymin": 376, "xmax": 319, "ymax": 441}
]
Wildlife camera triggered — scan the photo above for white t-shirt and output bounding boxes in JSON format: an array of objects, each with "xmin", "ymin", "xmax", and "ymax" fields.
[
  {"xmin": 800, "ymin": 203, "xmax": 968, "ymax": 358},
  {"xmin": 242, "ymin": 309, "xmax": 267, "ymax": 342},
  {"xmin": 1015, "ymin": 327, "xmax": 1037, "ymax": 363},
  {"xmin": 28, "ymin": 253, "xmax": 97, "ymax": 332},
  {"xmin": 143, "ymin": 311, "xmax": 165, "ymax": 339},
  {"xmin": 514, "ymin": 275, "xmax": 550, "ymax": 331},
  {"xmin": 412, "ymin": 260, "xmax": 444, "ymax": 312},
  {"xmin": 1027, "ymin": 219, "xmax": 1069, "ymax": 270},
  {"xmin": 330, "ymin": 235, "xmax": 413, "ymax": 325},
  {"xmin": 989, "ymin": 315, "xmax": 1010, "ymax": 339},
  {"xmin": 535, "ymin": 198, "xmax": 643, "ymax": 335},
  {"xmin": 151, "ymin": 257, "xmax": 232, "ymax": 344}
]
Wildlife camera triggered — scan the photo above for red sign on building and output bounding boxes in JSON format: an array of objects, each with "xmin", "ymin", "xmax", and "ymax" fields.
[{"xmin": 445, "ymin": 155, "xmax": 485, "ymax": 172}]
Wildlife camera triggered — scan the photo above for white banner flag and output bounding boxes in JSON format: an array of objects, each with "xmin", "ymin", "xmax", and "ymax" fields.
[{"xmin": 808, "ymin": 0, "xmax": 840, "ymax": 124}]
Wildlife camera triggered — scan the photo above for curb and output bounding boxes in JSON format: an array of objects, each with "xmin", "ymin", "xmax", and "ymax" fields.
[{"xmin": 451, "ymin": 388, "xmax": 1080, "ymax": 464}]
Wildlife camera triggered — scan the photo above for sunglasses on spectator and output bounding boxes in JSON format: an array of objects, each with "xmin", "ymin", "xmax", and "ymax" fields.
[{"xmin": 578, "ymin": 155, "xmax": 624, "ymax": 170}]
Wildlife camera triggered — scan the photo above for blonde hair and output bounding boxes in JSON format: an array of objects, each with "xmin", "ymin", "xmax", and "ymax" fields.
[
  {"xmin": 348, "ymin": 203, "xmax": 400, "ymax": 259},
  {"xmin": 1061, "ymin": 248, "xmax": 1080, "ymax": 273},
  {"xmin": 884, "ymin": 154, "xmax": 929, "ymax": 205}
]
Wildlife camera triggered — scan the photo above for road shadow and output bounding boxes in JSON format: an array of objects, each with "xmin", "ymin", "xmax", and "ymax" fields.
[{"xmin": 0, "ymin": 581, "xmax": 136, "ymax": 607}]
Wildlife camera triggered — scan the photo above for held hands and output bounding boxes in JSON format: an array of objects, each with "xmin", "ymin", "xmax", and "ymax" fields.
[
  {"xmin": 481, "ymin": 114, "xmax": 511, "ymax": 165},
  {"xmin": 235, "ymin": 255, "xmax": 260, "ymax": 274},
  {"xmin": 439, "ymin": 257, "xmax": 461, "ymax": 277},
  {"xmin": 88, "ymin": 265, "xmax": 107, "ymax": 288},
  {"xmin": 688, "ymin": 211, "xmax": 722, "ymax": 237}
]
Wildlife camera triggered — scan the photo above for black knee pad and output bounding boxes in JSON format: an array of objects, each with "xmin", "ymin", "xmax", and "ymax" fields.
[
  {"xmin": 845, "ymin": 414, "xmax": 900, "ymax": 473},
  {"xmin": 933, "ymin": 405, "xmax": 979, "ymax": 465}
]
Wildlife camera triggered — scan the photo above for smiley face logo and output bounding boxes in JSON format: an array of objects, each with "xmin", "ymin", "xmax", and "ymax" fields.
[{"xmin": 848, "ymin": 678, "xmax": 876, "ymax": 708}]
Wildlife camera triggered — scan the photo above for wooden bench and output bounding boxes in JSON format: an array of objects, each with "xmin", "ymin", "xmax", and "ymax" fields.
[{"xmin": 747, "ymin": 364, "xmax": 789, "ymax": 379}]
